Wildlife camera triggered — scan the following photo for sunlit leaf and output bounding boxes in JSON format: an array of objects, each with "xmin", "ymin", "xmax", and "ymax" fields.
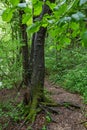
[
  {"xmin": 10, "ymin": 0, "xmax": 20, "ymax": 6},
  {"xmin": 63, "ymin": 37, "xmax": 71, "ymax": 46},
  {"xmin": 2, "ymin": 8, "xmax": 14, "ymax": 22},
  {"xmin": 22, "ymin": 14, "xmax": 32, "ymax": 25},
  {"xmin": 27, "ymin": 22, "xmax": 40, "ymax": 33},
  {"xmin": 34, "ymin": 1, "xmax": 42, "ymax": 16},
  {"xmin": 46, "ymin": 1, "xmax": 56, "ymax": 11}
]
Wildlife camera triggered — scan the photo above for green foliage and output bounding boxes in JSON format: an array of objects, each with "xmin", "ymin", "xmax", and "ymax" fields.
[
  {"xmin": 1, "ymin": 0, "xmax": 87, "ymax": 93},
  {"xmin": 42, "ymin": 125, "xmax": 47, "ymax": 130},
  {"xmin": 0, "ymin": 100, "xmax": 23, "ymax": 129},
  {"xmin": 63, "ymin": 64, "xmax": 87, "ymax": 91},
  {"xmin": 33, "ymin": 1, "xmax": 43, "ymax": 16},
  {"xmin": 46, "ymin": 46, "xmax": 87, "ymax": 103},
  {"xmin": 80, "ymin": 0, "xmax": 87, "ymax": 5},
  {"xmin": 0, "ymin": 40, "xmax": 22, "ymax": 89},
  {"xmin": 27, "ymin": 21, "xmax": 40, "ymax": 33},
  {"xmin": 62, "ymin": 64, "xmax": 87, "ymax": 102},
  {"xmin": 46, "ymin": 114, "xmax": 51, "ymax": 123},
  {"xmin": 10, "ymin": 0, "xmax": 20, "ymax": 6},
  {"xmin": 71, "ymin": 11, "xmax": 85, "ymax": 21},
  {"xmin": 2, "ymin": 8, "xmax": 14, "ymax": 22},
  {"xmin": 0, "ymin": 0, "xmax": 87, "ymax": 125},
  {"xmin": 81, "ymin": 31, "xmax": 87, "ymax": 47}
]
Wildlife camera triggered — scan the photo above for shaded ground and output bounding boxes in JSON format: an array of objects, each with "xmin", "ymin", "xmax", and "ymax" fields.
[
  {"xmin": 0, "ymin": 80, "xmax": 87, "ymax": 130},
  {"xmin": 45, "ymin": 80, "xmax": 87, "ymax": 130}
]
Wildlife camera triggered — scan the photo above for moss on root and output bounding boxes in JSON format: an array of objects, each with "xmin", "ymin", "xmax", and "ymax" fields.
[{"xmin": 22, "ymin": 87, "xmax": 57, "ymax": 123}]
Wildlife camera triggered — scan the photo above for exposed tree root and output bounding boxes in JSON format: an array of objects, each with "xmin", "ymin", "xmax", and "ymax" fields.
[
  {"xmin": 39, "ymin": 104, "xmax": 58, "ymax": 123},
  {"xmin": 18, "ymin": 98, "xmax": 81, "ymax": 130},
  {"xmin": 57, "ymin": 101, "xmax": 81, "ymax": 109},
  {"xmin": 75, "ymin": 120, "xmax": 87, "ymax": 125},
  {"xmin": 39, "ymin": 104, "xmax": 59, "ymax": 114},
  {"xmin": 40, "ymin": 101, "xmax": 81, "ymax": 109}
]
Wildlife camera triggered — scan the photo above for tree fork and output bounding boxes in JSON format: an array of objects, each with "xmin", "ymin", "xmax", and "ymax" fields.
[{"xmin": 22, "ymin": 0, "xmax": 56, "ymax": 123}]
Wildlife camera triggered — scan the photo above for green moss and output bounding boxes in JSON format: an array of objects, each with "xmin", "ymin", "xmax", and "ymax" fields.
[
  {"xmin": 24, "ymin": 85, "xmax": 42, "ymax": 122},
  {"xmin": 27, "ymin": 95, "xmax": 38, "ymax": 122}
]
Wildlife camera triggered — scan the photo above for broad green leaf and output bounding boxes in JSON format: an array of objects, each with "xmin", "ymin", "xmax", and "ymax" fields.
[
  {"xmin": 34, "ymin": 1, "xmax": 42, "ymax": 16},
  {"xmin": 70, "ymin": 22, "xmax": 80, "ymax": 38},
  {"xmin": 27, "ymin": 22, "xmax": 40, "ymax": 33},
  {"xmin": 22, "ymin": 14, "xmax": 32, "ymax": 25},
  {"xmin": 10, "ymin": 0, "xmax": 20, "ymax": 6},
  {"xmin": 24, "ymin": 7, "xmax": 32, "ymax": 13},
  {"xmin": 41, "ymin": 15, "xmax": 50, "ymax": 27},
  {"xmin": 46, "ymin": 1, "xmax": 56, "ymax": 11},
  {"xmin": 2, "ymin": 8, "xmax": 14, "ymax": 22},
  {"xmin": 26, "ymin": 17, "xmax": 32, "ymax": 26},
  {"xmin": 81, "ymin": 31, "xmax": 87, "ymax": 47},
  {"xmin": 59, "ymin": 36, "xmax": 71, "ymax": 48},
  {"xmin": 41, "ymin": 22, "xmax": 48, "ymax": 28},
  {"xmin": 80, "ymin": 0, "xmax": 87, "ymax": 6},
  {"xmin": 54, "ymin": 4, "xmax": 67, "ymax": 18},
  {"xmin": 70, "ymin": 22, "xmax": 79, "ymax": 31}
]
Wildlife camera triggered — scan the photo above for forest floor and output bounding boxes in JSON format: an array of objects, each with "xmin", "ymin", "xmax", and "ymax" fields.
[{"xmin": 0, "ymin": 79, "xmax": 87, "ymax": 130}]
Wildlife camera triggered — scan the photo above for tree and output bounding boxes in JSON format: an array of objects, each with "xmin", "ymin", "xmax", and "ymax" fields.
[
  {"xmin": 1, "ymin": 0, "xmax": 56, "ymax": 121},
  {"xmin": 23, "ymin": 0, "xmax": 56, "ymax": 121},
  {"xmin": 1, "ymin": 0, "xmax": 87, "ymax": 123},
  {"xmin": 19, "ymin": 1, "xmax": 30, "ymax": 86}
]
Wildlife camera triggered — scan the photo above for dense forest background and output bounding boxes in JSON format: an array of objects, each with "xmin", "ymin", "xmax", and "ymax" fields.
[{"xmin": 0, "ymin": 0, "xmax": 87, "ymax": 129}]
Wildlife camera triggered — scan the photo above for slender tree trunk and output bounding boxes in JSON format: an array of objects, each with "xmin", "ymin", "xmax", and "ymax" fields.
[
  {"xmin": 31, "ymin": 0, "xmax": 55, "ymax": 102},
  {"xmin": 28, "ymin": 33, "xmax": 35, "ymax": 82},
  {"xmin": 31, "ymin": 27, "xmax": 47, "ymax": 100},
  {"xmin": 19, "ymin": 9, "xmax": 30, "ymax": 86}
]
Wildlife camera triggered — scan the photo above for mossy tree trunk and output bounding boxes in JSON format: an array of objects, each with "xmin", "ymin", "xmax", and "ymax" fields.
[
  {"xmin": 27, "ymin": 1, "xmax": 55, "ymax": 121},
  {"xmin": 19, "ymin": 0, "xmax": 30, "ymax": 86},
  {"xmin": 19, "ymin": 0, "xmax": 55, "ymax": 122}
]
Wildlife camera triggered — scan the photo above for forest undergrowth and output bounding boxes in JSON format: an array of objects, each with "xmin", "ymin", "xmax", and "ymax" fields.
[
  {"xmin": 0, "ymin": 80, "xmax": 87, "ymax": 130},
  {"xmin": 45, "ymin": 46, "xmax": 87, "ymax": 103}
]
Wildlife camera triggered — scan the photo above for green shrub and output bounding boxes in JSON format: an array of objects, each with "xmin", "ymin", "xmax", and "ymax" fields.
[
  {"xmin": 45, "ymin": 46, "xmax": 87, "ymax": 103},
  {"xmin": 62, "ymin": 64, "xmax": 87, "ymax": 103},
  {"xmin": 0, "ymin": 40, "xmax": 22, "ymax": 89}
]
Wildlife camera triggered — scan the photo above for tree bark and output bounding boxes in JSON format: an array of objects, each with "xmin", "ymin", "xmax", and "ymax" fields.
[
  {"xmin": 31, "ymin": 1, "xmax": 55, "ymax": 102},
  {"xmin": 28, "ymin": 33, "xmax": 35, "ymax": 81},
  {"xmin": 31, "ymin": 27, "xmax": 47, "ymax": 100},
  {"xmin": 19, "ymin": 9, "xmax": 30, "ymax": 86}
]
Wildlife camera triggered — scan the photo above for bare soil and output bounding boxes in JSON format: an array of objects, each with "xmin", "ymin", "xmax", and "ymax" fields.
[
  {"xmin": 45, "ymin": 80, "xmax": 87, "ymax": 130},
  {"xmin": 0, "ymin": 80, "xmax": 87, "ymax": 130}
]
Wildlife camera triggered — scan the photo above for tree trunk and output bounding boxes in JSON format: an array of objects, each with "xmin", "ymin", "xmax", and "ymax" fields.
[
  {"xmin": 28, "ymin": 33, "xmax": 35, "ymax": 82},
  {"xmin": 19, "ymin": 0, "xmax": 55, "ymax": 121},
  {"xmin": 19, "ymin": 9, "xmax": 30, "ymax": 86},
  {"xmin": 31, "ymin": 1, "xmax": 55, "ymax": 105},
  {"xmin": 31, "ymin": 27, "xmax": 47, "ymax": 100},
  {"xmin": 25, "ymin": 1, "xmax": 56, "ymax": 122}
]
